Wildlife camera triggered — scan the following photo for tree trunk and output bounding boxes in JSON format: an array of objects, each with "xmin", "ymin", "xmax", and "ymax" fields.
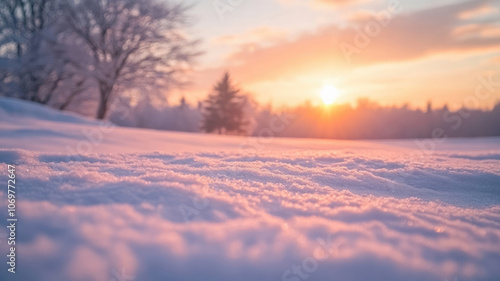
[
  {"xmin": 96, "ymin": 97, "xmax": 107, "ymax": 119},
  {"xmin": 96, "ymin": 83, "xmax": 112, "ymax": 119}
]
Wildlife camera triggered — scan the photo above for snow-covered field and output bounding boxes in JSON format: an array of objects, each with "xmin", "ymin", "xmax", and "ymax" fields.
[{"xmin": 0, "ymin": 98, "xmax": 499, "ymax": 281}]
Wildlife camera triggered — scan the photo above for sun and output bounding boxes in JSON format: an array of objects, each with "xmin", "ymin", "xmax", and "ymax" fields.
[{"xmin": 320, "ymin": 85, "xmax": 339, "ymax": 105}]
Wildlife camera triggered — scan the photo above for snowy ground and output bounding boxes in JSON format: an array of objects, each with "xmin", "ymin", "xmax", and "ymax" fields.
[{"xmin": 0, "ymin": 98, "xmax": 499, "ymax": 281}]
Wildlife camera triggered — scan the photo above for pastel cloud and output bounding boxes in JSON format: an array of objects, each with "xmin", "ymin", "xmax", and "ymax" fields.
[
  {"xmin": 203, "ymin": 0, "xmax": 500, "ymax": 85},
  {"xmin": 212, "ymin": 26, "xmax": 287, "ymax": 46},
  {"xmin": 278, "ymin": 0, "xmax": 371, "ymax": 8},
  {"xmin": 459, "ymin": 3, "xmax": 499, "ymax": 20},
  {"xmin": 313, "ymin": 0, "xmax": 371, "ymax": 7}
]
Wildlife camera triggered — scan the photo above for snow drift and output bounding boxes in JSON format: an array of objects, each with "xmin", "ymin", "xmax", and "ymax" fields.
[{"xmin": 0, "ymin": 98, "xmax": 499, "ymax": 281}]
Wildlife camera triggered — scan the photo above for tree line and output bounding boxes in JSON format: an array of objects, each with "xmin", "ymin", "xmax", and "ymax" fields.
[{"xmin": 112, "ymin": 79, "xmax": 500, "ymax": 140}]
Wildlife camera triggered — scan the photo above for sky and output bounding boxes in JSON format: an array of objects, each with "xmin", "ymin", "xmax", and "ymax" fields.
[{"xmin": 173, "ymin": 0, "xmax": 500, "ymax": 109}]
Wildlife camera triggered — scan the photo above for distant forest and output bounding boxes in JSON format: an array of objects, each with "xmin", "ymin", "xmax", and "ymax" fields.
[{"xmin": 110, "ymin": 97, "xmax": 500, "ymax": 140}]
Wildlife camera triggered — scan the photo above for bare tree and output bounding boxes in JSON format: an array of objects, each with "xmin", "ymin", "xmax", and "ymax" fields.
[
  {"xmin": 0, "ymin": 0, "xmax": 85, "ymax": 106},
  {"xmin": 0, "ymin": 0, "xmax": 55, "ymax": 100},
  {"xmin": 0, "ymin": 0, "xmax": 53, "ymax": 59},
  {"xmin": 62, "ymin": 0, "xmax": 200, "ymax": 119}
]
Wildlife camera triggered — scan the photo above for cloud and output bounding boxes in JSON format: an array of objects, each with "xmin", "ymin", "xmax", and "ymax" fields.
[
  {"xmin": 346, "ymin": 10, "xmax": 376, "ymax": 22},
  {"xmin": 201, "ymin": 0, "xmax": 500, "ymax": 85},
  {"xmin": 458, "ymin": 3, "xmax": 499, "ymax": 19},
  {"xmin": 491, "ymin": 56, "xmax": 500, "ymax": 64},
  {"xmin": 278, "ymin": 0, "xmax": 371, "ymax": 8},
  {"xmin": 212, "ymin": 26, "xmax": 287, "ymax": 46},
  {"xmin": 314, "ymin": 0, "xmax": 369, "ymax": 7},
  {"xmin": 453, "ymin": 23, "xmax": 500, "ymax": 39}
]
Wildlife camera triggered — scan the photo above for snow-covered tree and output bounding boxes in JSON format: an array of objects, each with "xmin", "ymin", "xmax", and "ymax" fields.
[
  {"xmin": 0, "ymin": 0, "xmax": 86, "ymax": 106},
  {"xmin": 202, "ymin": 72, "xmax": 248, "ymax": 135},
  {"xmin": 62, "ymin": 0, "xmax": 200, "ymax": 119}
]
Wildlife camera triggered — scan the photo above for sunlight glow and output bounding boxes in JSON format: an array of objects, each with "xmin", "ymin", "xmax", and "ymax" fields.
[{"xmin": 320, "ymin": 85, "xmax": 339, "ymax": 105}]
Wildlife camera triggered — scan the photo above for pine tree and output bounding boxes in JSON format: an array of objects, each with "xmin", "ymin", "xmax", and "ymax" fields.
[{"xmin": 202, "ymin": 72, "xmax": 247, "ymax": 134}]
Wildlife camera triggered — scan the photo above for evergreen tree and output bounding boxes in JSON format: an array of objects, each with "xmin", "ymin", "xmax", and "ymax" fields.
[
  {"xmin": 202, "ymin": 72, "xmax": 247, "ymax": 134},
  {"xmin": 179, "ymin": 97, "xmax": 187, "ymax": 109}
]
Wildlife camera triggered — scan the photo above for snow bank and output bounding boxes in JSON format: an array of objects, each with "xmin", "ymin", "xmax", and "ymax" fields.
[
  {"xmin": 0, "ymin": 98, "xmax": 97, "ymax": 125},
  {"xmin": 0, "ymin": 99, "xmax": 499, "ymax": 281}
]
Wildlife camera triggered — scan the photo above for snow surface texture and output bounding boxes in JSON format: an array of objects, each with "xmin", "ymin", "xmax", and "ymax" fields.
[{"xmin": 0, "ymin": 98, "xmax": 499, "ymax": 281}]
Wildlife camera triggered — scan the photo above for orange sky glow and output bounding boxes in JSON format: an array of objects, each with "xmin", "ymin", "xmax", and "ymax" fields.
[{"xmin": 174, "ymin": 0, "xmax": 500, "ymax": 110}]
